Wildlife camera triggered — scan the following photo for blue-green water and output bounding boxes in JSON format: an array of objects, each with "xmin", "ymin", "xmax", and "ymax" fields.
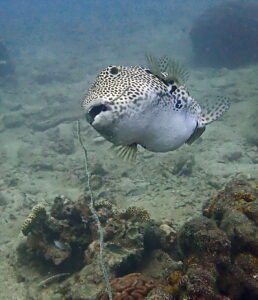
[{"xmin": 0, "ymin": 1, "xmax": 257, "ymax": 299}]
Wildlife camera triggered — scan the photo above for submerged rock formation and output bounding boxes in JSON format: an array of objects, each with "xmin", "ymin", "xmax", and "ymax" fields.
[
  {"xmin": 16, "ymin": 194, "xmax": 177, "ymax": 299},
  {"xmin": 16, "ymin": 176, "xmax": 258, "ymax": 299},
  {"xmin": 190, "ymin": 1, "xmax": 258, "ymax": 68}
]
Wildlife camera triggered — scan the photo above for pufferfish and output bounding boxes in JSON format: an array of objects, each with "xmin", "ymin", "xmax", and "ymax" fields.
[{"xmin": 81, "ymin": 54, "xmax": 229, "ymax": 160}]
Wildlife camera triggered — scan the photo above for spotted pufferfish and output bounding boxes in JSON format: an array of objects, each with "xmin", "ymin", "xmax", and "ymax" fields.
[{"xmin": 81, "ymin": 54, "xmax": 229, "ymax": 160}]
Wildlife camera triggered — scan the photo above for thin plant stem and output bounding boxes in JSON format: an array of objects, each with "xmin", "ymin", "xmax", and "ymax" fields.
[{"xmin": 77, "ymin": 120, "xmax": 112, "ymax": 300}]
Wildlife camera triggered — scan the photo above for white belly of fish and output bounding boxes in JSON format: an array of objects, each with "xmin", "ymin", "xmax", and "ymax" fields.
[
  {"xmin": 114, "ymin": 108, "xmax": 197, "ymax": 153},
  {"xmin": 140, "ymin": 109, "xmax": 197, "ymax": 152}
]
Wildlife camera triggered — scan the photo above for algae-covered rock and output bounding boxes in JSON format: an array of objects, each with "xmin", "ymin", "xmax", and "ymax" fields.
[
  {"xmin": 177, "ymin": 216, "xmax": 231, "ymax": 262},
  {"xmin": 220, "ymin": 210, "xmax": 258, "ymax": 255},
  {"xmin": 18, "ymin": 197, "xmax": 93, "ymax": 267},
  {"xmin": 169, "ymin": 178, "xmax": 258, "ymax": 300},
  {"xmin": 180, "ymin": 264, "xmax": 227, "ymax": 300},
  {"xmin": 16, "ymin": 177, "xmax": 258, "ymax": 300},
  {"xmin": 203, "ymin": 178, "xmax": 258, "ymax": 255},
  {"xmin": 16, "ymin": 194, "xmax": 174, "ymax": 299}
]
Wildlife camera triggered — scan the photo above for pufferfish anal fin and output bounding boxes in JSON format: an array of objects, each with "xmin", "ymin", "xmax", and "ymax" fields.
[
  {"xmin": 186, "ymin": 126, "xmax": 206, "ymax": 145},
  {"xmin": 199, "ymin": 96, "xmax": 230, "ymax": 127},
  {"xmin": 112, "ymin": 144, "xmax": 138, "ymax": 162}
]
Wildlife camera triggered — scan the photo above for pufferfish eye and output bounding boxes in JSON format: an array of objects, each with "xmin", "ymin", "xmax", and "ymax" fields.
[{"xmin": 109, "ymin": 66, "xmax": 120, "ymax": 75}]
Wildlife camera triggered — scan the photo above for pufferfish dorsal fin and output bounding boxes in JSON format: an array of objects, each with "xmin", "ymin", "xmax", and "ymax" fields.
[
  {"xmin": 145, "ymin": 53, "xmax": 189, "ymax": 85},
  {"xmin": 158, "ymin": 56, "xmax": 170, "ymax": 73},
  {"xmin": 199, "ymin": 96, "xmax": 230, "ymax": 127},
  {"xmin": 164, "ymin": 57, "xmax": 189, "ymax": 85},
  {"xmin": 145, "ymin": 53, "xmax": 164, "ymax": 78},
  {"xmin": 112, "ymin": 144, "xmax": 138, "ymax": 162}
]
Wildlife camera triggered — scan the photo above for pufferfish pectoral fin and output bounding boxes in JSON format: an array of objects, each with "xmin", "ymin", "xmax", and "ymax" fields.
[
  {"xmin": 186, "ymin": 126, "xmax": 206, "ymax": 145},
  {"xmin": 112, "ymin": 144, "xmax": 138, "ymax": 162}
]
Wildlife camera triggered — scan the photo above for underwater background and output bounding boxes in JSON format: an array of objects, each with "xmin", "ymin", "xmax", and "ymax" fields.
[{"xmin": 0, "ymin": 0, "xmax": 257, "ymax": 299}]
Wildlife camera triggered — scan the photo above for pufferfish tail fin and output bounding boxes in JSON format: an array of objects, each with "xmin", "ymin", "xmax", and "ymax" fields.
[{"xmin": 198, "ymin": 96, "xmax": 230, "ymax": 127}]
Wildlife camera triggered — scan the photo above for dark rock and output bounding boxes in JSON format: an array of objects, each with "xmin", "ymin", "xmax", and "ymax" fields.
[
  {"xmin": 0, "ymin": 192, "xmax": 7, "ymax": 206},
  {"xmin": 190, "ymin": 1, "xmax": 258, "ymax": 68},
  {"xmin": 223, "ymin": 151, "xmax": 242, "ymax": 162},
  {"xmin": 246, "ymin": 112, "xmax": 258, "ymax": 147},
  {"xmin": 51, "ymin": 136, "xmax": 75, "ymax": 155},
  {"xmin": 91, "ymin": 162, "xmax": 108, "ymax": 176},
  {"xmin": 90, "ymin": 175, "xmax": 103, "ymax": 190},
  {"xmin": 2, "ymin": 113, "xmax": 24, "ymax": 129},
  {"xmin": 172, "ymin": 153, "xmax": 195, "ymax": 176}
]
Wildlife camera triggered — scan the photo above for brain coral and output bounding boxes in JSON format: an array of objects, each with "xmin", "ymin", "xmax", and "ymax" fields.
[{"xmin": 100, "ymin": 273, "xmax": 158, "ymax": 300}]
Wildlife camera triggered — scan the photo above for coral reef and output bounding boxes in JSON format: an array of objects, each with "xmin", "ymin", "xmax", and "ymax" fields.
[
  {"xmin": 119, "ymin": 206, "xmax": 151, "ymax": 222},
  {"xmin": 173, "ymin": 217, "xmax": 231, "ymax": 300},
  {"xmin": 203, "ymin": 178, "xmax": 258, "ymax": 229},
  {"xmin": 163, "ymin": 177, "xmax": 258, "ymax": 300},
  {"xmin": 16, "ymin": 177, "xmax": 258, "ymax": 299},
  {"xmin": 164, "ymin": 270, "xmax": 183, "ymax": 296},
  {"xmin": 190, "ymin": 1, "xmax": 258, "ymax": 68},
  {"xmin": 19, "ymin": 196, "xmax": 93, "ymax": 266},
  {"xmin": 201, "ymin": 178, "xmax": 258, "ymax": 299},
  {"xmin": 17, "ymin": 195, "xmax": 177, "ymax": 299},
  {"xmin": 21, "ymin": 204, "xmax": 47, "ymax": 236}
]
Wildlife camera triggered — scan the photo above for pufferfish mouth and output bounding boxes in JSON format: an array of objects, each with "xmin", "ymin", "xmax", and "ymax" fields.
[{"xmin": 86, "ymin": 103, "xmax": 111, "ymax": 124}]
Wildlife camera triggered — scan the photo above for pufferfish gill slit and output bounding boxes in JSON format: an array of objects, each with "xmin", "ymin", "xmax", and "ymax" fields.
[{"xmin": 81, "ymin": 54, "xmax": 230, "ymax": 161}]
